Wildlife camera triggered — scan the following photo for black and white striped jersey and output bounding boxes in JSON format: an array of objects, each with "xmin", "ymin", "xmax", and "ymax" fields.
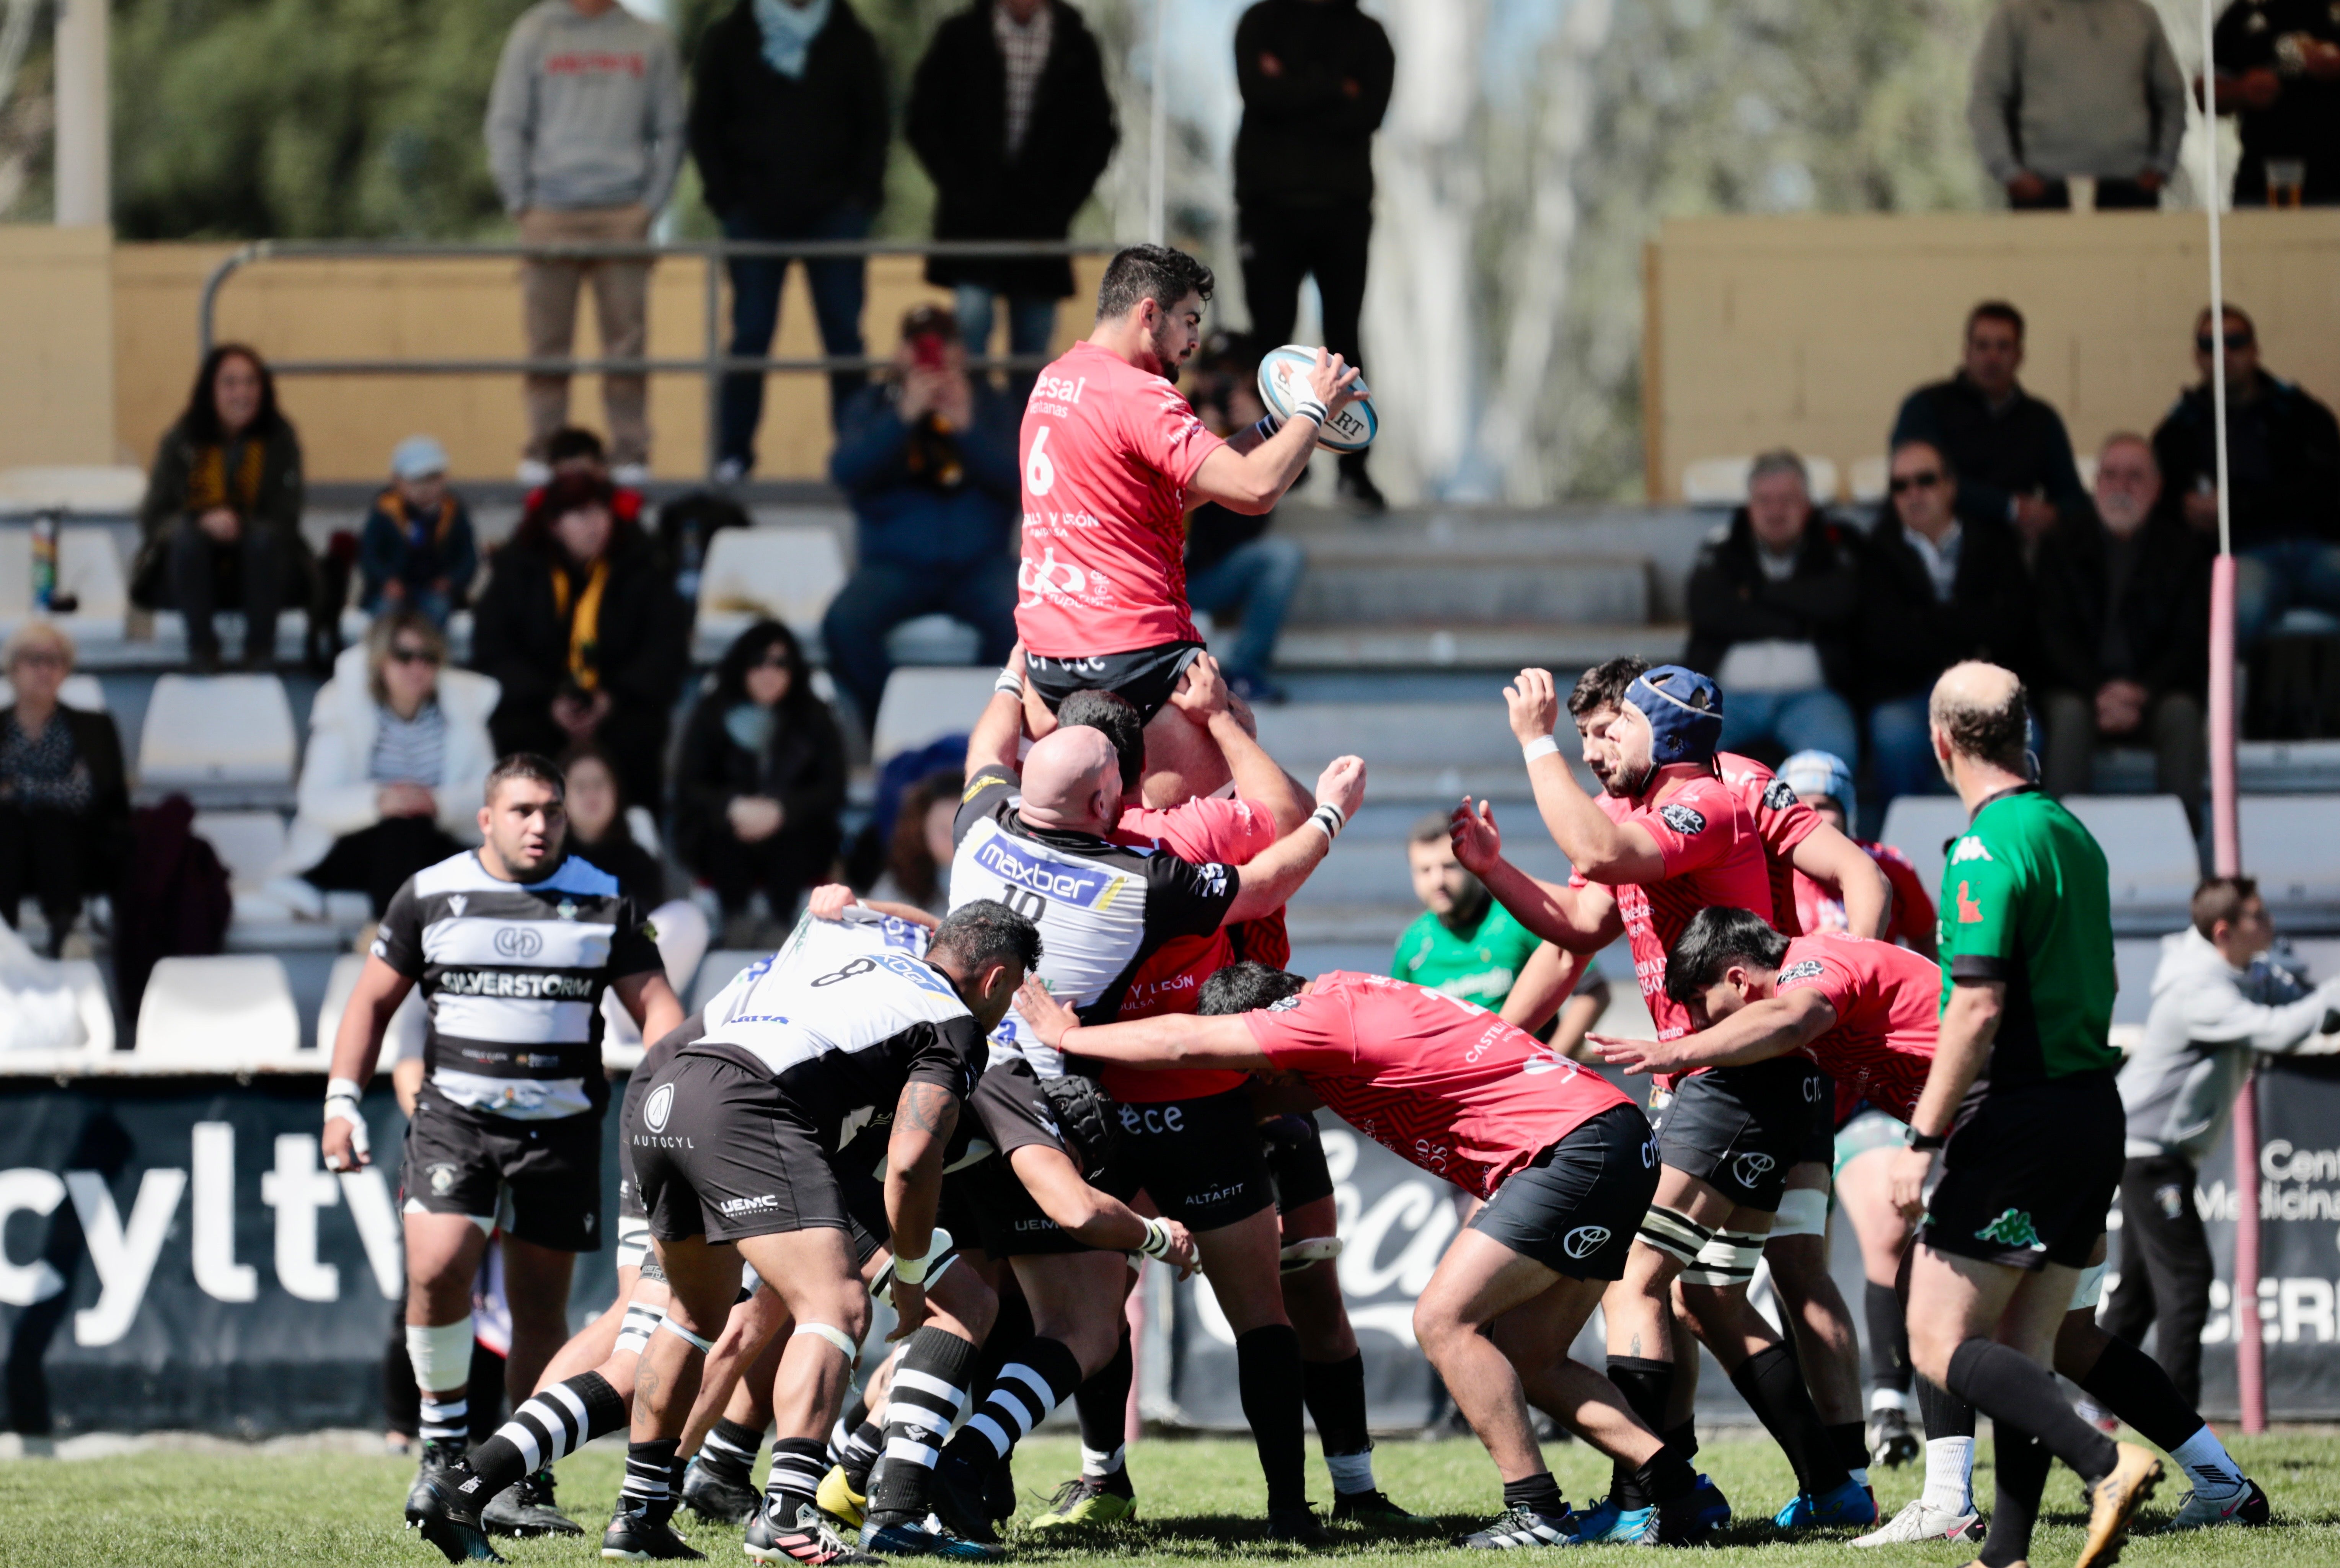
[
  {"xmin": 690, "ymin": 905, "xmax": 985, "ymax": 1153},
  {"xmin": 373, "ymin": 850, "xmax": 663, "ymax": 1121},
  {"xmin": 948, "ymin": 764, "xmax": 1238, "ymax": 1075}
]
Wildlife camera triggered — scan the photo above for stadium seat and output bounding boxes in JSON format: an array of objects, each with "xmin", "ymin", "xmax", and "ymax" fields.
[
  {"xmin": 0, "ymin": 672, "xmax": 108, "ymax": 711},
  {"xmin": 887, "ymin": 613, "xmax": 983, "ymax": 667},
  {"xmin": 1681, "ymin": 455, "xmax": 1840, "ymax": 505},
  {"xmin": 193, "ymin": 811, "xmax": 289, "ymax": 890},
  {"xmin": 2060, "ymin": 796, "xmax": 2198, "ymax": 921},
  {"xmin": 1875, "ymin": 795, "xmax": 1970, "ymax": 893},
  {"xmin": 1848, "ymin": 455, "xmax": 1889, "ymax": 507},
  {"xmin": 871, "ymin": 667, "xmax": 995, "ymax": 764},
  {"xmin": 691, "ymin": 949, "xmax": 765, "ymax": 1013},
  {"xmin": 137, "ymin": 674, "xmax": 298, "ymax": 788},
  {"xmin": 0, "ymin": 526, "xmax": 130, "ymax": 637},
  {"xmin": 134, "ymin": 954, "xmax": 303, "ymax": 1066},
  {"xmin": 315, "ymin": 951, "xmax": 425, "ymax": 1058},
  {"xmin": 2239, "ymin": 795, "xmax": 2340, "ymax": 914},
  {"xmin": 0, "ymin": 466, "xmax": 149, "ymax": 517},
  {"xmin": 694, "ymin": 527, "xmax": 846, "ymax": 652}
]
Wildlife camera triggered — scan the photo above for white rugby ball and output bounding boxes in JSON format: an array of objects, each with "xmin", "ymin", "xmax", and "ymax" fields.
[{"xmin": 1257, "ymin": 344, "xmax": 1377, "ymax": 454}]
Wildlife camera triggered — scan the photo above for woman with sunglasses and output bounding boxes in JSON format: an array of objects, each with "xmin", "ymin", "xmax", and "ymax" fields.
[
  {"xmin": 0, "ymin": 623, "xmax": 129, "ymax": 957},
  {"xmin": 273, "ymin": 610, "xmax": 500, "ymax": 916},
  {"xmin": 673, "ymin": 620, "xmax": 846, "ymax": 941}
]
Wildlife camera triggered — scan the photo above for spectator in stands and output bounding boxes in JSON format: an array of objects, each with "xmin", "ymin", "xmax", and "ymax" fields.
[
  {"xmin": 1857, "ymin": 439, "xmax": 2035, "ymax": 815},
  {"xmin": 868, "ymin": 768, "xmax": 963, "ymax": 918},
  {"xmin": 1891, "ymin": 300, "xmax": 2088, "ymax": 547},
  {"xmin": 1182, "ymin": 336, "xmax": 1308, "ymax": 704},
  {"xmin": 690, "ymin": 0, "xmax": 890, "ymax": 472},
  {"xmin": 359, "ymin": 436, "xmax": 478, "ymax": 628},
  {"xmin": 1684, "ymin": 448, "xmax": 1862, "ymax": 764},
  {"xmin": 275, "ymin": 611, "xmax": 497, "ymax": 918},
  {"xmin": 2034, "ymin": 434, "xmax": 2211, "ymax": 815},
  {"xmin": 2151, "ymin": 305, "xmax": 2340, "ymax": 649},
  {"xmin": 674, "ymin": 620, "xmax": 847, "ymax": 936},
  {"xmin": 1234, "ymin": 0, "xmax": 1396, "ymax": 511},
  {"xmin": 2211, "ymin": 1, "xmax": 2340, "ymax": 206},
  {"xmin": 820, "ymin": 304, "xmax": 1021, "ymax": 732},
  {"xmin": 0, "ymin": 624, "xmax": 126, "ymax": 958},
  {"xmin": 526, "ymin": 425, "xmax": 648, "ymax": 529},
  {"xmin": 907, "ymin": 0, "xmax": 1116, "ymax": 394},
  {"xmin": 1969, "ymin": 0, "xmax": 2186, "ymax": 210},
  {"xmin": 135, "ymin": 343, "xmax": 305, "ymax": 674},
  {"xmin": 471, "ymin": 474, "xmax": 688, "ymax": 814},
  {"xmin": 488, "ymin": 0, "xmax": 683, "ymax": 486},
  {"xmin": 559, "ymin": 745, "xmax": 665, "ymax": 907},
  {"xmin": 2115, "ymin": 876, "xmax": 2340, "ymax": 1403}
]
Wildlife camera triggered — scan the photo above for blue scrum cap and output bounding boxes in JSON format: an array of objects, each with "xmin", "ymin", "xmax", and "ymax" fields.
[
  {"xmin": 1623, "ymin": 665, "xmax": 1724, "ymax": 766},
  {"xmin": 1779, "ymin": 749, "xmax": 1857, "ymax": 826}
]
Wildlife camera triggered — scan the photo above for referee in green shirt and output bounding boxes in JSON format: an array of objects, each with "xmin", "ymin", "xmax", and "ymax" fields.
[{"xmin": 1885, "ymin": 662, "xmax": 2161, "ymax": 1568}]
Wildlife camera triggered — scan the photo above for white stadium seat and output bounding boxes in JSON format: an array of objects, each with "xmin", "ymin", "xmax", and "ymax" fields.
[
  {"xmin": 2060, "ymin": 796, "xmax": 2198, "ymax": 919},
  {"xmin": 1681, "ymin": 457, "xmax": 1751, "ymax": 506},
  {"xmin": 1848, "ymin": 455, "xmax": 1890, "ymax": 506},
  {"xmin": 1875, "ymin": 796, "xmax": 1970, "ymax": 894},
  {"xmin": 0, "ymin": 466, "xmax": 149, "ymax": 517},
  {"xmin": 691, "ymin": 949, "xmax": 765, "ymax": 1014},
  {"xmin": 2239, "ymin": 796, "xmax": 2340, "ymax": 914},
  {"xmin": 694, "ymin": 527, "xmax": 846, "ymax": 645},
  {"xmin": 0, "ymin": 527, "xmax": 130, "ymax": 636},
  {"xmin": 135, "ymin": 955, "xmax": 302, "ymax": 1066},
  {"xmin": 137, "ymin": 674, "xmax": 297, "ymax": 787},
  {"xmin": 192, "ymin": 811, "xmax": 289, "ymax": 890},
  {"xmin": 871, "ymin": 667, "xmax": 995, "ymax": 764},
  {"xmin": 0, "ymin": 672, "xmax": 108, "ymax": 711},
  {"xmin": 316, "ymin": 952, "xmax": 426, "ymax": 1059}
]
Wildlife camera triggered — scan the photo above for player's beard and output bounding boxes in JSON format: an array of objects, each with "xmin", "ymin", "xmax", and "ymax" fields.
[
  {"xmin": 1605, "ymin": 758, "xmax": 1654, "ymax": 799},
  {"xmin": 1148, "ymin": 321, "xmax": 1186, "ymax": 384}
]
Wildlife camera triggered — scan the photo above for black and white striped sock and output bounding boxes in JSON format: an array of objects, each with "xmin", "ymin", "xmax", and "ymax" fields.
[
  {"xmin": 942, "ymin": 1336, "xmax": 1084, "ymax": 1474},
  {"xmin": 764, "ymin": 1435, "xmax": 830, "ymax": 1526},
  {"xmin": 830, "ymin": 1387, "xmax": 885, "ymax": 1493},
  {"xmin": 866, "ymin": 1328, "xmax": 976, "ymax": 1522},
  {"xmin": 464, "ymin": 1372, "xmax": 628, "ymax": 1497},
  {"xmin": 697, "ymin": 1416, "xmax": 766, "ymax": 1486},
  {"xmin": 418, "ymin": 1394, "xmax": 468, "ymax": 1447},
  {"xmin": 621, "ymin": 1438, "xmax": 681, "ymax": 1513}
]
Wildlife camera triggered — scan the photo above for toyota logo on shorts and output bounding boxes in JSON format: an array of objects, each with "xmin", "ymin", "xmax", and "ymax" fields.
[
  {"xmin": 1732, "ymin": 1151, "xmax": 1777, "ymax": 1188},
  {"xmin": 1563, "ymin": 1226, "xmax": 1611, "ymax": 1260},
  {"xmin": 644, "ymin": 1083, "xmax": 675, "ymax": 1134},
  {"xmin": 495, "ymin": 927, "xmax": 543, "ymax": 959}
]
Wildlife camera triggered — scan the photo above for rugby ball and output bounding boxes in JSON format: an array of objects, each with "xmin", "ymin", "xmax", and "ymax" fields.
[{"xmin": 1257, "ymin": 343, "xmax": 1378, "ymax": 454}]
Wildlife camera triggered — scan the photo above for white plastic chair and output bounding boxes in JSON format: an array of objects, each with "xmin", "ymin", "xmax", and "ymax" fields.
[
  {"xmin": 871, "ymin": 667, "xmax": 995, "ymax": 765},
  {"xmin": 2061, "ymin": 796, "xmax": 2199, "ymax": 918},
  {"xmin": 1681, "ymin": 457, "xmax": 1752, "ymax": 506},
  {"xmin": 695, "ymin": 528, "xmax": 847, "ymax": 642},
  {"xmin": 0, "ymin": 673, "xmax": 108, "ymax": 711},
  {"xmin": 137, "ymin": 674, "xmax": 297, "ymax": 787},
  {"xmin": 1848, "ymin": 456, "xmax": 1891, "ymax": 507},
  {"xmin": 1876, "ymin": 796, "xmax": 1972, "ymax": 895},
  {"xmin": 192, "ymin": 811, "xmax": 289, "ymax": 890},
  {"xmin": 2240, "ymin": 796, "xmax": 2340, "ymax": 913},
  {"xmin": 0, "ymin": 527, "xmax": 129, "ymax": 628},
  {"xmin": 134, "ymin": 955, "xmax": 302, "ymax": 1066},
  {"xmin": 316, "ymin": 951, "xmax": 426, "ymax": 1059},
  {"xmin": 0, "ymin": 466, "xmax": 149, "ymax": 517}
]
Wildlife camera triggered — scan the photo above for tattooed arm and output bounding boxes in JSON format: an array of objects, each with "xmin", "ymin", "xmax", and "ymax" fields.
[{"xmin": 882, "ymin": 1076, "xmax": 962, "ymax": 1338}]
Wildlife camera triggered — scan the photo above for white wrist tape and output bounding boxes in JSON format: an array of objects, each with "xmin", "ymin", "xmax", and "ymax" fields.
[
  {"xmin": 325, "ymin": 1076, "xmax": 365, "ymax": 1103},
  {"xmin": 1521, "ymin": 736, "xmax": 1561, "ymax": 762},
  {"xmin": 1290, "ymin": 394, "xmax": 1329, "ymax": 428},
  {"xmin": 324, "ymin": 1078, "xmax": 369, "ymax": 1159},
  {"xmin": 1305, "ymin": 802, "xmax": 1346, "ymax": 842},
  {"xmin": 892, "ymin": 1252, "xmax": 929, "ymax": 1286},
  {"xmin": 1138, "ymin": 1217, "xmax": 1176, "ymax": 1260},
  {"xmin": 1251, "ymin": 414, "xmax": 1283, "ymax": 442},
  {"xmin": 995, "ymin": 668, "xmax": 1024, "ymax": 696}
]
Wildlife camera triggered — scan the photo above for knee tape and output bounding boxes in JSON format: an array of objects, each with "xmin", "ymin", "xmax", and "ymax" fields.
[
  {"xmin": 794, "ymin": 1322, "xmax": 860, "ymax": 1363},
  {"xmin": 615, "ymin": 1298, "xmax": 666, "ymax": 1357},
  {"xmin": 1772, "ymin": 1186, "xmax": 1830, "ymax": 1239},
  {"xmin": 1681, "ymin": 1231, "xmax": 1766, "ymax": 1288},
  {"xmin": 406, "ymin": 1317, "xmax": 476, "ymax": 1388},
  {"xmin": 1636, "ymin": 1205, "xmax": 1712, "ymax": 1266},
  {"xmin": 2069, "ymin": 1261, "xmax": 2108, "ymax": 1312},
  {"xmin": 657, "ymin": 1315, "xmax": 715, "ymax": 1354},
  {"xmin": 615, "ymin": 1216, "xmax": 651, "ymax": 1273}
]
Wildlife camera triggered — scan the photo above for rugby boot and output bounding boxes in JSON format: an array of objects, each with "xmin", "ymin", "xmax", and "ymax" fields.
[
  {"xmin": 1867, "ymin": 1405, "xmax": 1921, "ymax": 1470},
  {"xmin": 1567, "ymin": 1500, "xmax": 1661, "ymax": 1545},
  {"xmin": 812, "ymin": 1463, "xmax": 868, "ymax": 1531},
  {"xmin": 2074, "ymin": 1442, "xmax": 2163, "ymax": 1568},
  {"xmin": 1330, "ymin": 1488, "xmax": 1426, "ymax": 1527},
  {"xmin": 1453, "ymin": 1503, "xmax": 1582, "ymax": 1549},
  {"xmin": 406, "ymin": 1438, "xmax": 465, "ymax": 1519},
  {"xmin": 1690, "ymin": 1472, "xmax": 1733, "ymax": 1531},
  {"xmin": 1024, "ymin": 1469, "xmax": 1137, "ymax": 1535},
  {"xmin": 861, "ymin": 1511, "xmax": 1002, "ymax": 1560},
  {"xmin": 1266, "ymin": 1504, "xmax": 1332, "ymax": 1547},
  {"xmin": 2164, "ymin": 1476, "xmax": 2270, "ymax": 1531},
  {"xmin": 601, "ymin": 1503, "xmax": 703, "ymax": 1561},
  {"xmin": 1851, "ymin": 1498, "xmax": 1985, "ymax": 1546},
  {"xmin": 1772, "ymin": 1476, "xmax": 1879, "ymax": 1529},
  {"xmin": 746, "ymin": 1501, "xmax": 884, "ymax": 1566},
  {"xmin": 482, "ymin": 1469, "xmax": 584, "ymax": 1537},
  {"xmin": 924, "ymin": 1454, "xmax": 1003, "ymax": 1546},
  {"xmin": 679, "ymin": 1455, "xmax": 761, "ymax": 1527},
  {"xmin": 981, "ymin": 1457, "xmax": 1016, "ymax": 1529},
  {"xmin": 406, "ymin": 1472, "xmax": 508, "ymax": 1564}
]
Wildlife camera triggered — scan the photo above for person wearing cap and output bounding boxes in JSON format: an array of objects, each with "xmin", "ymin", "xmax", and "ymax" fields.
[
  {"xmin": 360, "ymin": 436, "xmax": 479, "ymax": 629},
  {"xmin": 821, "ymin": 304, "xmax": 1022, "ymax": 735},
  {"xmin": 1452, "ymin": 662, "xmax": 1875, "ymax": 1534}
]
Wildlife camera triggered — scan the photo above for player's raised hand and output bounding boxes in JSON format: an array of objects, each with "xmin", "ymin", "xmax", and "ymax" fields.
[
  {"xmin": 807, "ymin": 883, "xmax": 858, "ymax": 921},
  {"xmin": 1590, "ymin": 1033, "xmax": 1670, "ymax": 1076},
  {"xmin": 1449, "ymin": 796, "xmax": 1502, "ymax": 873},
  {"xmin": 1304, "ymin": 347, "xmax": 1365, "ymax": 417},
  {"xmin": 1171, "ymin": 651, "xmax": 1231, "ymax": 724},
  {"xmin": 1016, "ymin": 975, "xmax": 1078, "ymax": 1050},
  {"xmin": 1314, "ymin": 755, "xmax": 1368, "ymax": 819},
  {"xmin": 1505, "ymin": 668, "xmax": 1561, "ymax": 749}
]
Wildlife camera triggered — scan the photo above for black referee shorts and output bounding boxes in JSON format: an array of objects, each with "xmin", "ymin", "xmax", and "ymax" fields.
[{"xmin": 1919, "ymin": 1072, "xmax": 2123, "ymax": 1271}]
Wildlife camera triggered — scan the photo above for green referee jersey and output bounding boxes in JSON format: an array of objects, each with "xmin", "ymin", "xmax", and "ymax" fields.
[
  {"xmin": 1391, "ymin": 898, "xmax": 1544, "ymax": 1012},
  {"xmin": 1936, "ymin": 784, "xmax": 2120, "ymax": 1085}
]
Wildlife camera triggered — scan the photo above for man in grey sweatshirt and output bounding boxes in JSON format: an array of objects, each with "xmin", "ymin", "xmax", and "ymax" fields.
[
  {"xmin": 2110, "ymin": 875, "xmax": 2340, "ymax": 1403},
  {"xmin": 487, "ymin": 0, "xmax": 687, "ymax": 478},
  {"xmin": 1968, "ymin": 0, "xmax": 2188, "ymax": 210}
]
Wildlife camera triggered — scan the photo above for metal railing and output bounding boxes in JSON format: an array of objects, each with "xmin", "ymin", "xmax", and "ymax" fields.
[{"xmin": 197, "ymin": 237, "xmax": 1120, "ymax": 479}]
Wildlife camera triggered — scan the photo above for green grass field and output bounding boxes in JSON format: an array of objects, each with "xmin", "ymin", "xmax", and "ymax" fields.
[{"xmin": 4, "ymin": 1429, "xmax": 2334, "ymax": 1566}]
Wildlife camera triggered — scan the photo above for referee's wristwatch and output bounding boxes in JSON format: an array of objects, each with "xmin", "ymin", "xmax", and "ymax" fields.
[{"xmin": 1907, "ymin": 1128, "xmax": 1947, "ymax": 1152}]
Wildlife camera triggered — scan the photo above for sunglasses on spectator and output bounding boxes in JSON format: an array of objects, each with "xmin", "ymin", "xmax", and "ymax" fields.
[
  {"xmin": 2197, "ymin": 332, "xmax": 2253, "ymax": 352},
  {"xmin": 1890, "ymin": 471, "xmax": 1944, "ymax": 494},
  {"xmin": 389, "ymin": 644, "xmax": 442, "ymax": 666}
]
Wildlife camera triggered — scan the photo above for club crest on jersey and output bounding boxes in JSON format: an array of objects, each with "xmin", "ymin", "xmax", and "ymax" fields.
[
  {"xmin": 556, "ymin": 898, "xmax": 580, "ymax": 921},
  {"xmin": 1762, "ymin": 777, "xmax": 1799, "ymax": 811},
  {"xmin": 448, "ymin": 894, "xmax": 468, "ymax": 917},
  {"xmin": 970, "ymin": 833, "xmax": 1122, "ymax": 908},
  {"xmin": 495, "ymin": 927, "xmax": 543, "ymax": 959},
  {"xmin": 1950, "ymin": 836, "xmax": 1994, "ymax": 864},
  {"xmin": 1776, "ymin": 959, "xmax": 1825, "ymax": 984},
  {"xmin": 1267, "ymin": 996, "xmax": 1303, "ymax": 1012},
  {"xmin": 1563, "ymin": 1226, "xmax": 1611, "ymax": 1260},
  {"xmin": 1658, "ymin": 804, "xmax": 1707, "ymax": 836}
]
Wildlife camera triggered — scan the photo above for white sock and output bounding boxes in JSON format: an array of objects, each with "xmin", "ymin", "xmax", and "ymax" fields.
[
  {"xmin": 1847, "ymin": 1465, "xmax": 1871, "ymax": 1493},
  {"xmin": 1869, "ymin": 1387, "xmax": 1911, "ymax": 1415},
  {"xmin": 1921, "ymin": 1436, "xmax": 1974, "ymax": 1515},
  {"xmin": 1079, "ymin": 1443, "xmax": 1124, "ymax": 1479},
  {"xmin": 2169, "ymin": 1424, "xmax": 2245, "ymax": 1495},
  {"xmin": 1325, "ymin": 1450, "xmax": 1376, "ymax": 1495}
]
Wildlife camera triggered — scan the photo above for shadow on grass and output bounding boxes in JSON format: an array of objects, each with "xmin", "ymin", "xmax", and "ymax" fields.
[{"xmin": 1002, "ymin": 1513, "xmax": 1462, "ymax": 1557}]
